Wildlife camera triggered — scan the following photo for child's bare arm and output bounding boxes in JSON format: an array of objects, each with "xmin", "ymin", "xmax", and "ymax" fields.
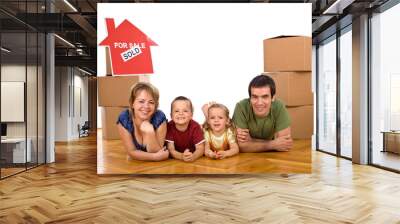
[
  {"xmin": 224, "ymin": 142, "xmax": 239, "ymax": 158},
  {"xmin": 192, "ymin": 142, "xmax": 205, "ymax": 160},
  {"xmin": 201, "ymin": 101, "xmax": 216, "ymax": 120},
  {"xmin": 204, "ymin": 141, "xmax": 216, "ymax": 158},
  {"xmin": 201, "ymin": 103, "xmax": 209, "ymax": 120},
  {"xmin": 167, "ymin": 141, "xmax": 183, "ymax": 160}
]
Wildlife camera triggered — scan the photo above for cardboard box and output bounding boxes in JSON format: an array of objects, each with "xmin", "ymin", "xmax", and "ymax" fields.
[
  {"xmin": 101, "ymin": 106, "xmax": 128, "ymax": 140},
  {"xmin": 264, "ymin": 72, "xmax": 313, "ymax": 106},
  {"xmin": 287, "ymin": 105, "xmax": 313, "ymax": 139},
  {"xmin": 264, "ymin": 36, "xmax": 311, "ymax": 72},
  {"xmin": 98, "ymin": 76, "xmax": 141, "ymax": 107},
  {"xmin": 384, "ymin": 132, "xmax": 400, "ymax": 154}
]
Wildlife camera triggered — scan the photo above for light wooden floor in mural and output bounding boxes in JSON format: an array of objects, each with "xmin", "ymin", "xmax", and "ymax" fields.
[
  {"xmin": 97, "ymin": 130, "xmax": 311, "ymax": 174},
  {"xmin": 1, "ymin": 133, "xmax": 400, "ymax": 223}
]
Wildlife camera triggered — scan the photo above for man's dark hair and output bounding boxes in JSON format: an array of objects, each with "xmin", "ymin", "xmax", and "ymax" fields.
[
  {"xmin": 171, "ymin": 96, "xmax": 194, "ymax": 113},
  {"xmin": 248, "ymin": 74, "xmax": 276, "ymax": 97}
]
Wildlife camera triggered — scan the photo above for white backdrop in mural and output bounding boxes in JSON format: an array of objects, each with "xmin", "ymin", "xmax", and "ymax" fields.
[{"xmin": 97, "ymin": 3, "xmax": 311, "ymax": 125}]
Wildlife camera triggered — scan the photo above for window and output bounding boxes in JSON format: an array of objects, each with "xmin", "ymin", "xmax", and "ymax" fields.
[
  {"xmin": 317, "ymin": 35, "xmax": 337, "ymax": 154},
  {"xmin": 0, "ymin": 1, "xmax": 46, "ymax": 179},
  {"xmin": 339, "ymin": 26, "xmax": 352, "ymax": 158},
  {"xmin": 371, "ymin": 2, "xmax": 400, "ymax": 171}
]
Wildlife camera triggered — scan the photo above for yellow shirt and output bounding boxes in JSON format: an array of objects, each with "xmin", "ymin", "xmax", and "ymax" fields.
[{"xmin": 204, "ymin": 128, "xmax": 236, "ymax": 151}]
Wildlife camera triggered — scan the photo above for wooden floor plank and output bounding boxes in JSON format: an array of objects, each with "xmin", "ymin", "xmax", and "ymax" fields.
[{"xmin": 0, "ymin": 133, "xmax": 400, "ymax": 223}]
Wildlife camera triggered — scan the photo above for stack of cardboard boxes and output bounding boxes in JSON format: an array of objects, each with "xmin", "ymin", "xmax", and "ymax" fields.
[
  {"xmin": 98, "ymin": 75, "xmax": 147, "ymax": 140},
  {"xmin": 263, "ymin": 36, "xmax": 313, "ymax": 139},
  {"xmin": 99, "ymin": 47, "xmax": 150, "ymax": 140}
]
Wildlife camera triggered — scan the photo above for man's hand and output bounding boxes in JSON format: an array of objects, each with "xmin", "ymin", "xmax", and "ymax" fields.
[
  {"xmin": 140, "ymin": 121, "xmax": 154, "ymax": 134},
  {"xmin": 236, "ymin": 128, "xmax": 251, "ymax": 143},
  {"xmin": 183, "ymin": 149, "xmax": 194, "ymax": 162},
  {"xmin": 273, "ymin": 135, "xmax": 292, "ymax": 151}
]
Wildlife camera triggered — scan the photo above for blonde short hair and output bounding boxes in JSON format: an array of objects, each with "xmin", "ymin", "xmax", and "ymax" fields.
[{"xmin": 129, "ymin": 82, "xmax": 160, "ymax": 110}]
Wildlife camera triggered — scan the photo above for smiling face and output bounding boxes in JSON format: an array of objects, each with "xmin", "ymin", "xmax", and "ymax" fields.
[
  {"xmin": 132, "ymin": 90, "xmax": 156, "ymax": 121},
  {"xmin": 208, "ymin": 107, "xmax": 229, "ymax": 134},
  {"xmin": 250, "ymin": 86, "xmax": 273, "ymax": 117},
  {"xmin": 171, "ymin": 100, "xmax": 193, "ymax": 126}
]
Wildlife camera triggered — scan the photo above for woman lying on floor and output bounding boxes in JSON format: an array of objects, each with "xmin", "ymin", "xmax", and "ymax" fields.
[{"xmin": 117, "ymin": 82, "xmax": 169, "ymax": 161}]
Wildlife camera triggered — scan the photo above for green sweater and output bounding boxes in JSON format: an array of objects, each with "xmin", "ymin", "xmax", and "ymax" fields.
[{"xmin": 232, "ymin": 99, "xmax": 291, "ymax": 140}]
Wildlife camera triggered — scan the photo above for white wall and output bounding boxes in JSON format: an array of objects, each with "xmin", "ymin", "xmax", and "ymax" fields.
[
  {"xmin": 1, "ymin": 64, "xmax": 46, "ymax": 164},
  {"xmin": 55, "ymin": 66, "xmax": 68, "ymax": 141},
  {"xmin": 54, "ymin": 67, "xmax": 89, "ymax": 141},
  {"xmin": 1, "ymin": 65, "xmax": 33, "ymax": 137},
  {"xmin": 73, "ymin": 72, "xmax": 89, "ymax": 137}
]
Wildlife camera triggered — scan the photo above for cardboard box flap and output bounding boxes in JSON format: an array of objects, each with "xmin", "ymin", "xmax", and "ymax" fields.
[{"xmin": 268, "ymin": 35, "xmax": 309, "ymax": 39}]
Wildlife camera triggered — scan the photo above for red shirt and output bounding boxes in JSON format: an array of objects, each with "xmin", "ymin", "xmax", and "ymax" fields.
[{"xmin": 166, "ymin": 120, "xmax": 205, "ymax": 153}]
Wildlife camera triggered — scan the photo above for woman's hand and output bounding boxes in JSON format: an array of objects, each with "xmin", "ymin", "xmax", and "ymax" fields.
[
  {"xmin": 152, "ymin": 147, "xmax": 169, "ymax": 161},
  {"xmin": 140, "ymin": 121, "xmax": 155, "ymax": 134}
]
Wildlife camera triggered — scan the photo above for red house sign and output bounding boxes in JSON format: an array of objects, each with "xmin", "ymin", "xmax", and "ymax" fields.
[{"xmin": 99, "ymin": 18, "xmax": 157, "ymax": 75}]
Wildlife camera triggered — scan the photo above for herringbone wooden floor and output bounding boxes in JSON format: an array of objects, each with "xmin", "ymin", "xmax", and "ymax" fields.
[{"xmin": 1, "ymin": 134, "xmax": 400, "ymax": 223}]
